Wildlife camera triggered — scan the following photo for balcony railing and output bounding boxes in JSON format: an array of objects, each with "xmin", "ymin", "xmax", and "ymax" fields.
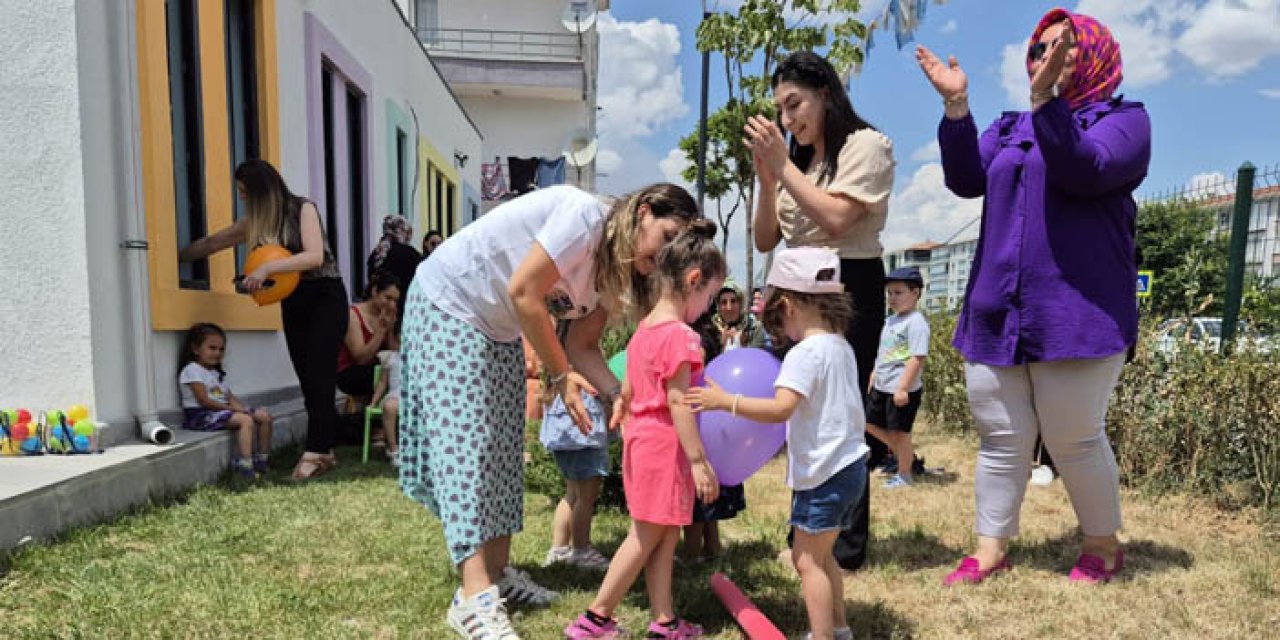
[{"xmin": 418, "ymin": 28, "xmax": 582, "ymax": 61}]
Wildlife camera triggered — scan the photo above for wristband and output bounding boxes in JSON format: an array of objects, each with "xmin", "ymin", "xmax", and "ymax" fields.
[
  {"xmin": 548, "ymin": 370, "xmax": 569, "ymax": 386},
  {"xmin": 943, "ymin": 91, "xmax": 968, "ymax": 106},
  {"xmin": 731, "ymin": 393, "xmax": 741, "ymax": 417}
]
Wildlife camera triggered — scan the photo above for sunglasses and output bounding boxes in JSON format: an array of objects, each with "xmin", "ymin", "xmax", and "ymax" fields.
[{"xmin": 1028, "ymin": 36, "xmax": 1076, "ymax": 62}]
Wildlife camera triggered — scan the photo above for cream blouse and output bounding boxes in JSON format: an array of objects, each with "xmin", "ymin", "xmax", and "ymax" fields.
[{"xmin": 776, "ymin": 129, "xmax": 896, "ymax": 259}]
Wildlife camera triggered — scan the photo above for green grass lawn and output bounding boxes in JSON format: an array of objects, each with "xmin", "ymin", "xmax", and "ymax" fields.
[{"xmin": 2, "ymin": 423, "xmax": 1277, "ymax": 639}]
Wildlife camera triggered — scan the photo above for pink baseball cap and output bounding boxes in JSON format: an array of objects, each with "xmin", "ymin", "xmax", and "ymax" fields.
[{"xmin": 765, "ymin": 247, "xmax": 844, "ymax": 294}]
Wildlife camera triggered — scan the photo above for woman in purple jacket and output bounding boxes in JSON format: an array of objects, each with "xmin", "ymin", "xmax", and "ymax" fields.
[{"xmin": 916, "ymin": 8, "xmax": 1150, "ymax": 586}]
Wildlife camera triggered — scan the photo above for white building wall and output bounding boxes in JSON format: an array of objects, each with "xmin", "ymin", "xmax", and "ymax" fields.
[
  {"xmin": 0, "ymin": 0, "xmax": 98, "ymax": 412},
  {"xmin": 461, "ymin": 95, "xmax": 585, "ymax": 163},
  {"xmin": 439, "ymin": 0, "xmax": 570, "ymax": 33},
  {"xmin": 1, "ymin": 0, "xmax": 482, "ymax": 422}
]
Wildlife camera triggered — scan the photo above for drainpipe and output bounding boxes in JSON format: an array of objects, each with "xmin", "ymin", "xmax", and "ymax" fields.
[{"xmin": 119, "ymin": 0, "xmax": 173, "ymax": 445}]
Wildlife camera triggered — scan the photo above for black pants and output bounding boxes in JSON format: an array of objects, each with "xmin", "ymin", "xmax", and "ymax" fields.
[
  {"xmin": 787, "ymin": 257, "xmax": 887, "ymax": 571},
  {"xmin": 336, "ymin": 362, "xmax": 377, "ymax": 397},
  {"xmin": 281, "ymin": 278, "xmax": 349, "ymax": 454}
]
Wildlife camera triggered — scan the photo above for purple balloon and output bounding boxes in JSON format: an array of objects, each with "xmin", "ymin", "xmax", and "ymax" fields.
[{"xmin": 697, "ymin": 347, "xmax": 785, "ymax": 486}]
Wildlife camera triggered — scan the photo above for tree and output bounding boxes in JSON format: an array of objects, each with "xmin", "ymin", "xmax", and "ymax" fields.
[
  {"xmin": 689, "ymin": 0, "xmax": 869, "ymax": 294},
  {"xmin": 1135, "ymin": 199, "xmax": 1229, "ymax": 320}
]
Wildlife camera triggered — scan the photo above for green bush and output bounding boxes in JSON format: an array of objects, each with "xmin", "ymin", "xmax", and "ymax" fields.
[{"xmin": 920, "ymin": 310, "xmax": 1280, "ymax": 511}]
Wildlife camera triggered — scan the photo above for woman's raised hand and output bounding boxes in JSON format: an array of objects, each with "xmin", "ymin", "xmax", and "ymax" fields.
[
  {"xmin": 915, "ymin": 45, "xmax": 968, "ymax": 99},
  {"xmin": 744, "ymin": 115, "xmax": 787, "ymax": 179}
]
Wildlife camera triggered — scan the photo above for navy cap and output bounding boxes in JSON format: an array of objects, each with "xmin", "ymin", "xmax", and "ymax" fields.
[{"xmin": 885, "ymin": 266, "xmax": 924, "ymax": 286}]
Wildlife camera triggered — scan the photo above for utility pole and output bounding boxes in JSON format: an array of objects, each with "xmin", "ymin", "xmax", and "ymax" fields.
[{"xmin": 696, "ymin": 1, "xmax": 710, "ymax": 211}]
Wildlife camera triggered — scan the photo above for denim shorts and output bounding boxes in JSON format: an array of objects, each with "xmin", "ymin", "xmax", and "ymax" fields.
[
  {"xmin": 790, "ymin": 456, "xmax": 868, "ymax": 534},
  {"xmin": 552, "ymin": 446, "xmax": 610, "ymax": 481}
]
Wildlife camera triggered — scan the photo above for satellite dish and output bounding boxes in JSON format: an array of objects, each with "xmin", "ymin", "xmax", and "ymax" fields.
[
  {"xmin": 560, "ymin": 0, "xmax": 597, "ymax": 33},
  {"xmin": 563, "ymin": 129, "xmax": 598, "ymax": 167}
]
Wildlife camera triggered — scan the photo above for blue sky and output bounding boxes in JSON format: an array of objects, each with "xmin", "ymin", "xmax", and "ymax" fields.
[{"xmin": 594, "ymin": 0, "xmax": 1280, "ymax": 282}]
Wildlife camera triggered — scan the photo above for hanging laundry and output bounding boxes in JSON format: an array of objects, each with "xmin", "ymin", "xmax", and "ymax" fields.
[
  {"xmin": 890, "ymin": 0, "xmax": 917, "ymax": 49},
  {"xmin": 507, "ymin": 156, "xmax": 540, "ymax": 195},
  {"xmin": 481, "ymin": 156, "xmax": 509, "ymax": 201},
  {"xmin": 536, "ymin": 156, "xmax": 567, "ymax": 188}
]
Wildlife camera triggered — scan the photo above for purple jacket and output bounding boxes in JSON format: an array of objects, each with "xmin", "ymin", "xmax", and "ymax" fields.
[{"xmin": 938, "ymin": 97, "xmax": 1151, "ymax": 366}]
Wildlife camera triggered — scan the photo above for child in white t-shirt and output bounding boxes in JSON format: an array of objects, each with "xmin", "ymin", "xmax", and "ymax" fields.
[
  {"xmin": 866, "ymin": 267, "xmax": 930, "ymax": 489},
  {"xmin": 179, "ymin": 323, "xmax": 274, "ymax": 478},
  {"xmin": 686, "ymin": 247, "xmax": 867, "ymax": 640},
  {"xmin": 371, "ymin": 322, "xmax": 403, "ymax": 465}
]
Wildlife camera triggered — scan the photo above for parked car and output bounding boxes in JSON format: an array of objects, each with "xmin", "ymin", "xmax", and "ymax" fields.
[{"xmin": 1152, "ymin": 317, "xmax": 1274, "ymax": 355}]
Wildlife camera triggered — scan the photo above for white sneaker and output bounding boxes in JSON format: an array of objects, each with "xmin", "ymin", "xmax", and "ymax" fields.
[
  {"xmin": 386, "ymin": 449, "xmax": 401, "ymax": 468},
  {"xmin": 446, "ymin": 585, "xmax": 520, "ymax": 639},
  {"xmin": 804, "ymin": 627, "xmax": 853, "ymax": 640},
  {"xmin": 497, "ymin": 566, "xmax": 559, "ymax": 606},
  {"xmin": 1030, "ymin": 465, "xmax": 1056, "ymax": 487},
  {"xmin": 568, "ymin": 546, "xmax": 611, "ymax": 570},
  {"xmin": 542, "ymin": 545, "xmax": 574, "ymax": 567}
]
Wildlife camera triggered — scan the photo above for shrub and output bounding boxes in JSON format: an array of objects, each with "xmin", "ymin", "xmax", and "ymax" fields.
[{"xmin": 920, "ymin": 310, "xmax": 1280, "ymax": 511}]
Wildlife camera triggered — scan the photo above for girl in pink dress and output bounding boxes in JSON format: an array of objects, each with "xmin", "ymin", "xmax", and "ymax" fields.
[{"xmin": 565, "ymin": 220, "xmax": 726, "ymax": 640}]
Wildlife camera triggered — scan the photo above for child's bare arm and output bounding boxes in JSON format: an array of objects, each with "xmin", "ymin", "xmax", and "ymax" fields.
[
  {"xmin": 187, "ymin": 383, "xmax": 232, "ymax": 411},
  {"xmin": 684, "ymin": 378, "xmax": 802, "ymax": 424},
  {"xmin": 225, "ymin": 390, "xmax": 248, "ymax": 412},
  {"xmin": 667, "ymin": 364, "xmax": 719, "ymax": 503}
]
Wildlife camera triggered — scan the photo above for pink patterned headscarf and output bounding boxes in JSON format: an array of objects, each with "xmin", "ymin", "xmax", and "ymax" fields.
[{"xmin": 1027, "ymin": 8, "xmax": 1123, "ymax": 110}]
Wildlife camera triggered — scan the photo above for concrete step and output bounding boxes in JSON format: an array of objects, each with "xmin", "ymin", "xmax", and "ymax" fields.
[{"xmin": 0, "ymin": 396, "xmax": 310, "ymax": 552}]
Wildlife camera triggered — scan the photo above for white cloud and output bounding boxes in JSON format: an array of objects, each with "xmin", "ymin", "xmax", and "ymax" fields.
[
  {"xmin": 595, "ymin": 13, "xmax": 690, "ymax": 194},
  {"xmin": 882, "ymin": 163, "xmax": 984, "ymax": 253},
  {"xmin": 1073, "ymin": 0, "xmax": 1195, "ymax": 88},
  {"xmin": 597, "ymin": 14, "xmax": 688, "ymax": 140},
  {"xmin": 939, "ymin": 19, "xmax": 958, "ymax": 34},
  {"xmin": 999, "ymin": 40, "xmax": 1030, "ymax": 109},
  {"xmin": 908, "ymin": 140, "xmax": 940, "ymax": 163},
  {"xmin": 1262, "ymin": 88, "xmax": 1280, "ymax": 99},
  {"xmin": 1185, "ymin": 171, "xmax": 1233, "ymax": 197},
  {"xmin": 596, "ymin": 148, "xmax": 623, "ymax": 175},
  {"xmin": 1176, "ymin": 0, "xmax": 1280, "ymax": 80},
  {"xmin": 658, "ymin": 148, "xmax": 693, "ymax": 189}
]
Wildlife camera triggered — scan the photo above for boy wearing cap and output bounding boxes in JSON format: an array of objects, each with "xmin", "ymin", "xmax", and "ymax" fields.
[
  {"xmin": 687, "ymin": 247, "xmax": 868, "ymax": 640},
  {"xmin": 867, "ymin": 267, "xmax": 930, "ymax": 488}
]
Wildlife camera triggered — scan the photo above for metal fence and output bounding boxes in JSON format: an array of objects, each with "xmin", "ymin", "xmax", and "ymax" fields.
[
  {"xmin": 417, "ymin": 28, "xmax": 582, "ymax": 61},
  {"xmin": 1138, "ymin": 163, "xmax": 1280, "ymax": 349}
]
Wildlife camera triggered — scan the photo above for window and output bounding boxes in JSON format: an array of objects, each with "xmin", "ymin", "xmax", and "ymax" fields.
[
  {"xmin": 415, "ymin": 0, "xmax": 439, "ymax": 42},
  {"xmin": 395, "ymin": 128, "xmax": 408, "ymax": 215},
  {"xmin": 139, "ymin": 0, "xmax": 281, "ymax": 330},
  {"xmin": 225, "ymin": 0, "xmax": 259, "ymax": 272},
  {"xmin": 321, "ymin": 64, "xmax": 338, "ymax": 255},
  {"xmin": 446, "ymin": 181, "xmax": 456, "ymax": 235},
  {"xmin": 347, "ymin": 86, "xmax": 367, "ymax": 294},
  {"xmin": 166, "ymin": 0, "xmax": 208, "ymax": 290}
]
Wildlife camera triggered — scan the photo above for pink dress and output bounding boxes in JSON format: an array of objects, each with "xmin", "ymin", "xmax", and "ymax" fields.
[{"xmin": 622, "ymin": 320, "xmax": 705, "ymax": 526}]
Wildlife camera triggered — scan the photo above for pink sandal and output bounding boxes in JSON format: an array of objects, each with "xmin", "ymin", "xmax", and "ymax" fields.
[
  {"xmin": 943, "ymin": 556, "xmax": 1012, "ymax": 586},
  {"xmin": 1069, "ymin": 549, "xmax": 1124, "ymax": 584}
]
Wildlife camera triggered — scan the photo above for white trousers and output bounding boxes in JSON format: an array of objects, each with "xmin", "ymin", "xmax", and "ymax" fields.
[{"xmin": 965, "ymin": 354, "xmax": 1125, "ymax": 538}]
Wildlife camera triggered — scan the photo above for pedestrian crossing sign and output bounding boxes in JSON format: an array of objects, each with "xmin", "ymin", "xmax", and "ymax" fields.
[{"xmin": 1136, "ymin": 270, "xmax": 1153, "ymax": 297}]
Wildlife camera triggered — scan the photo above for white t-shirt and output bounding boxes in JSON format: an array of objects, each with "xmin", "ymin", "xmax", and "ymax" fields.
[
  {"xmin": 774, "ymin": 332, "xmax": 870, "ymax": 490},
  {"xmin": 380, "ymin": 350, "xmax": 402, "ymax": 400},
  {"xmin": 873, "ymin": 311, "xmax": 930, "ymax": 393},
  {"xmin": 179, "ymin": 362, "xmax": 231, "ymax": 410},
  {"xmin": 413, "ymin": 186, "xmax": 607, "ymax": 342}
]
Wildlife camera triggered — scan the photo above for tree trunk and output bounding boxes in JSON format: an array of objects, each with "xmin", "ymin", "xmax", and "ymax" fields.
[{"xmin": 745, "ymin": 183, "xmax": 755, "ymax": 295}]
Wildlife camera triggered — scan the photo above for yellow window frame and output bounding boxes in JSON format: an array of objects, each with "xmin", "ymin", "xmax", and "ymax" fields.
[{"xmin": 137, "ymin": 0, "xmax": 282, "ymax": 331}]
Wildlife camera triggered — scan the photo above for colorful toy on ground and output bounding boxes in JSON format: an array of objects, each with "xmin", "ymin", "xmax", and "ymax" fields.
[
  {"xmin": 697, "ymin": 347, "xmax": 786, "ymax": 485},
  {"xmin": 709, "ymin": 573, "xmax": 785, "ymax": 640}
]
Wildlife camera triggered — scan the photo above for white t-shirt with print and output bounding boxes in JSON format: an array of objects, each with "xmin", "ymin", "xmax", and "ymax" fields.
[
  {"xmin": 413, "ymin": 185, "xmax": 606, "ymax": 342},
  {"xmin": 179, "ymin": 362, "xmax": 231, "ymax": 410},
  {"xmin": 774, "ymin": 332, "xmax": 870, "ymax": 491},
  {"xmin": 873, "ymin": 311, "xmax": 930, "ymax": 393}
]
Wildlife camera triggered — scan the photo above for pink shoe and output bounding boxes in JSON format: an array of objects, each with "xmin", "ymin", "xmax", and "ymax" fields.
[
  {"xmin": 942, "ymin": 556, "xmax": 1012, "ymax": 586},
  {"xmin": 1069, "ymin": 549, "xmax": 1124, "ymax": 584},
  {"xmin": 565, "ymin": 612, "xmax": 623, "ymax": 639},
  {"xmin": 646, "ymin": 618, "xmax": 703, "ymax": 639}
]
